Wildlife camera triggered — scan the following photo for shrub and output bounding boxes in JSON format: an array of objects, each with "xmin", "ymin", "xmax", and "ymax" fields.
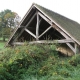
[
  {"xmin": 1, "ymin": 43, "xmax": 80, "ymax": 80},
  {"xmin": 0, "ymin": 44, "xmax": 58, "ymax": 79},
  {"xmin": 0, "ymin": 67, "xmax": 15, "ymax": 80},
  {"xmin": 69, "ymin": 54, "xmax": 80, "ymax": 66}
]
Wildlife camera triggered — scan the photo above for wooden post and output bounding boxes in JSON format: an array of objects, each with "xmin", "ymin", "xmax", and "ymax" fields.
[
  {"xmin": 75, "ymin": 43, "xmax": 77, "ymax": 55},
  {"xmin": 36, "ymin": 13, "xmax": 39, "ymax": 40},
  {"xmin": 74, "ymin": 43, "xmax": 79, "ymax": 54}
]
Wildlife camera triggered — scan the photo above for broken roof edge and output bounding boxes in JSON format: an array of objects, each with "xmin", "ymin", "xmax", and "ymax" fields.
[{"xmin": 6, "ymin": 3, "xmax": 80, "ymax": 46}]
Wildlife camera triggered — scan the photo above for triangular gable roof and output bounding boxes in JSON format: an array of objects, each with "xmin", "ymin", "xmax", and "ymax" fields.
[{"xmin": 6, "ymin": 3, "xmax": 80, "ymax": 46}]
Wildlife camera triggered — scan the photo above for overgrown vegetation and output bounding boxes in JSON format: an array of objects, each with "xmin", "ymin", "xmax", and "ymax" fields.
[
  {"xmin": 0, "ymin": 38, "xmax": 8, "ymax": 53},
  {"xmin": 0, "ymin": 43, "xmax": 80, "ymax": 80},
  {"xmin": 0, "ymin": 42, "xmax": 5, "ymax": 49}
]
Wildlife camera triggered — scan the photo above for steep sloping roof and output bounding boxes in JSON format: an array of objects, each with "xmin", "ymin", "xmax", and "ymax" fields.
[
  {"xmin": 34, "ymin": 3, "xmax": 80, "ymax": 45},
  {"xmin": 6, "ymin": 3, "xmax": 80, "ymax": 46}
]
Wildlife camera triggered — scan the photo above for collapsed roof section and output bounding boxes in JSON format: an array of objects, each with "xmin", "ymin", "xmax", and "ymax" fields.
[{"xmin": 6, "ymin": 3, "xmax": 80, "ymax": 54}]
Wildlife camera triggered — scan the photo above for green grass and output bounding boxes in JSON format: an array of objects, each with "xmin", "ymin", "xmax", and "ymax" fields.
[
  {"xmin": 0, "ymin": 37, "xmax": 3, "ymax": 41},
  {"xmin": 0, "ymin": 37, "xmax": 8, "ymax": 52},
  {"xmin": 0, "ymin": 41, "xmax": 7, "ymax": 53},
  {"xmin": 0, "ymin": 42, "xmax": 5, "ymax": 49},
  {"xmin": 0, "ymin": 37, "xmax": 8, "ymax": 41}
]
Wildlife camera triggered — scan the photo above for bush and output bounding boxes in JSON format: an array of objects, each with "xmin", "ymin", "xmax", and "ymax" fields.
[
  {"xmin": 69, "ymin": 54, "xmax": 80, "ymax": 66},
  {"xmin": 0, "ymin": 43, "xmax": 80, "ymax": 80},
  {"xmin": 0, "ymin": 44, "xmax": 58, "ymax": 79}
]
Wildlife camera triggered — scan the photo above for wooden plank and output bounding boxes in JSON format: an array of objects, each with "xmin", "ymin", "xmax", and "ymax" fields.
[
  {"xmin": 38, "ymin": 26, "xmax": 52, "ymax": 38},
  {"xmin": 25, "ymin": 29, "xmax": 36, "ymax": 38},
  {"xmin": 36, "ymin": 13, "xmax": 39, "ymax": 40}
]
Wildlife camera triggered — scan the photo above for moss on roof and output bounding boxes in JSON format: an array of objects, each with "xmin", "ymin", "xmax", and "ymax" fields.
[{"xmin": 35, "ymin": 4, "xmax": 80, "ymax": 44}]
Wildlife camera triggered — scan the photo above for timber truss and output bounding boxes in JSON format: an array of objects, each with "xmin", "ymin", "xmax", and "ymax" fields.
[{"xmin": 13, "ymin": 11, "xmax": 78, "ymax": 54}]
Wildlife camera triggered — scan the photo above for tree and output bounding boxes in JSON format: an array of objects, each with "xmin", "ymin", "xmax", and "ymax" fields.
[{"xmin": 0, "ymin": 9, "xmax": 21, "ymax": 41}]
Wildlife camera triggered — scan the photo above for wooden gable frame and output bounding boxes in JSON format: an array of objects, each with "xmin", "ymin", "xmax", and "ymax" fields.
[{"xmin": 6, "ymin": 3, "xmax": 79, "ymax": 55}]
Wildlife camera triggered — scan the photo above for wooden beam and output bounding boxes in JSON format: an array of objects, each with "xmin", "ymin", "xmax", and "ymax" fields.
[
  {"xmin": 38, "ymin": 26, "xmax": 52, "ymax": 38},
  {"xmin": 36, "ymin": 13, "xmax": 39, "ymax": 40},
  {"xmin": 29, "ymin": 39, "xmax": 74, "ymax": 44},
  {"xmin": 12, "ymin": 39, "xmax": 74, "ymax": 46},
  {"xmin": 25, "ymin": 29, "xmax": 36, "ymax": 38},
  {"xmin": 38, "ymin": 12, "xmax": 52, "ymax": 25}
]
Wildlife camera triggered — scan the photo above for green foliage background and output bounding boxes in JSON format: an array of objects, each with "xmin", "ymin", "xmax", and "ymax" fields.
[{"xmin": 0, "ymin": 9, "xmax": 20, "ymax": 41}]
